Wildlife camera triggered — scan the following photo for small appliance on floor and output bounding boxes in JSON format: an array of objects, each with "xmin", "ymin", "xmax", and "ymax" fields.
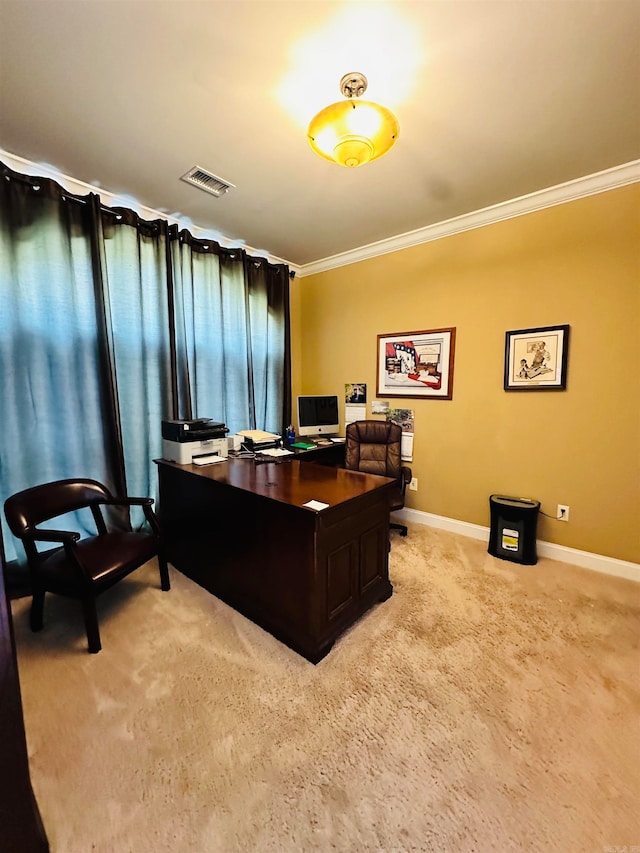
[{"xmin": 488, "ymin": 494, "xmax": 540, "ymax": 565}]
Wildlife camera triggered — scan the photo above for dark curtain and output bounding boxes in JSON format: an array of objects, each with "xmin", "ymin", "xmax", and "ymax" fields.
[
  {"xmin": 0, "ymin": 162, "xmax": 291, "ymax": 565},
  {"xmin": 170, "ymin": 230, "xmax": 290, "ymax": 434}
]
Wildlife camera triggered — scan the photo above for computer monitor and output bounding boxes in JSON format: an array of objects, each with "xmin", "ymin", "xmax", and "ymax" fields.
[{"xmin": 297, "ymin": 394, "xmax": 340, "ymax": 437}]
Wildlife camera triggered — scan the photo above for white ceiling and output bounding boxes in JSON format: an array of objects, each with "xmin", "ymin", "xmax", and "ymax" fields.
[{"xmin": 1, "ymin": 1, "xmax": 639, "ymax": 268}]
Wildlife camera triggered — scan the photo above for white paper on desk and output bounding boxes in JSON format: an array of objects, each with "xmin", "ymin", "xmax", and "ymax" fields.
[
  {"xmin": 401, "ymin": 432, "xmax": 413, "ymax": 462},
  {"xmin": 303, "ymin": 499, "xmax": 329, "ymax": 511},
  {"xmin": 345, "ymin": 404, "xmax": 366, "ymax": 425},
  {"xmin": 258, "ymin": 447, "xmax": 293, "ymax": 457}
]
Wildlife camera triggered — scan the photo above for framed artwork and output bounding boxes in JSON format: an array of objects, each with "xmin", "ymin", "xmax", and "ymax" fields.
[
  {"xmin": 504, "ymin": 324, "xmax": 570, "ymax": 391},
  {"xmin": 377, "ymin": 328, "xmax": 456, "ymax": 399},
  {"xmin": 345, "ymin": 383, "xmax": 366, "ymax": 403}
]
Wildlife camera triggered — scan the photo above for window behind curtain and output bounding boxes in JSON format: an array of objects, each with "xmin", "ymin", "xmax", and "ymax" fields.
[
  {"xmin": 0, "ymin": 181, "xmax": 118, "ymax": 561},
  {"xmin": 171, "ymin": 234, "xmax": 289, "ymax": 436},
  {"xmin": 0, "ymin": 164, "xmax": 290, "ymax": 567},
  {"xmin": 100, "ymin": 212, "xmax": 174, "ymax": 524},
  {"xmin": 245, "ymin": 256, "xmax": 289, "ymax": 434}
]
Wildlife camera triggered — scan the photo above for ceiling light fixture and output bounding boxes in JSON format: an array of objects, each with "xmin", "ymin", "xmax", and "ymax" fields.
[{"xmin": 307, "ymin": 72, "xmax": 399, "ymax": 168}]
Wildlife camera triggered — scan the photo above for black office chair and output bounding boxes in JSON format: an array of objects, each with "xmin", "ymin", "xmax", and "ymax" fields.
[
  {"xmin": 344, "ymin": 420, "xmax": 412, "ymax": 536},
  {"xmin": 4, "ymin": 478, "xmax": 170, "ymax": 653}
]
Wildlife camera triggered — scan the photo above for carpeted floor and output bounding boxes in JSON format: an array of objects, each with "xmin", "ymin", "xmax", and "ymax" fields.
[{"xmin": 12, "ymin": 525, "xmax": 640, "ymax": 852}]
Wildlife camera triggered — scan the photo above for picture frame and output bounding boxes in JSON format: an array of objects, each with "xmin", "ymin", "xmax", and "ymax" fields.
[
  {"xmin": 504, "ymin": 324, "xmax": 570, "ymax": 391},
  {"xmin": 377, "ymin": 328, "xmax": 456, "ymax": 399}
]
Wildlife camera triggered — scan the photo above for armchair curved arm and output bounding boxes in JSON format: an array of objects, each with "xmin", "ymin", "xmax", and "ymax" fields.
[
  {"xmin": 27, "ymin": 526, "xmax": 92, "ymax": 584},
  {"xmin": 96, "ymin": 496, "xmax": 161, "ymax": 537},
  {"xmin": 103, "ymin": 496, "xmax": 154, "ymax": 508},
  {"xmin": 28, "ymin": 527, "xmax": 81, "ymax": 545},
  {"xmin": 104, "ymin": 496, "xmax": 161, "ymax": 538}
]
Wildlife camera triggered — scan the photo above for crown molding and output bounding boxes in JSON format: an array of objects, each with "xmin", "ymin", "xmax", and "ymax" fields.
[
  {"xmin": 298, "ymin": 160, "xmax": 640, "ymax": 278},
  {"xmin": 3, "ymin": 148, "xmax": 637, "ymax": 279}
]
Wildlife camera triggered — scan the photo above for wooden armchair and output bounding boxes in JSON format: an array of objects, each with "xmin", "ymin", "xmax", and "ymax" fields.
[{"xmin": 4, "ymin": 478, "xmax": 170, "ymax": 653}]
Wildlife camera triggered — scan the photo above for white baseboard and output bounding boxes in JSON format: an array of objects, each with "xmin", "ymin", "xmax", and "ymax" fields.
[{"xmin": 392, "ymin": 508, "xmax": 640, "ymax": 583}]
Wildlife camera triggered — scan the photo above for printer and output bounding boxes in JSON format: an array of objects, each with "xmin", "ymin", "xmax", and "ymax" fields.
[{"xmin": 161, "ymin": 418, "xmax": 229, "ymax": 464}]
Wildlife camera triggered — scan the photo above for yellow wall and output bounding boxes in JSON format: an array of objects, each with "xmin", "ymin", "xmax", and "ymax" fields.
[{"xmin": 292, "ymin": 184, "xmax": 640, "ymax": 564}]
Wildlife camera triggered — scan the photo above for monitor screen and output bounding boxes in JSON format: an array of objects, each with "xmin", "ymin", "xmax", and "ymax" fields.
[{"xmin": 297, "ymin": 394, "xmax": 340, "ymax": 437}]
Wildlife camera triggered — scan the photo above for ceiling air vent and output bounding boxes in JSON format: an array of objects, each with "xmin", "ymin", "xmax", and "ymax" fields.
[{"xmin": 180, "ymin": 166, "xmax": 235, "ymax": 198}]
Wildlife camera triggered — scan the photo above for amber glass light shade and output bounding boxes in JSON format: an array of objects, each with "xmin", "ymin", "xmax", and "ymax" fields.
[{"xmin": 308, "ymin": 99, "xmax": 399, "ymax": 168}]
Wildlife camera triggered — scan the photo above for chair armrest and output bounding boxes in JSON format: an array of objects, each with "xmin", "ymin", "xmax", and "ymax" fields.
[
  {"xmin": 29, "ymin": 528, "xmax": 81, "ymax": 545},
  {"xmin": 28, "ymin": 527, "xmax": 92, "ymax": 583},
  {"xmin": 103, "ymin": 496, "xmax": 154, "ymax": 508},
  {"xmin": 100, "ymin": 496, "xmax": 161, "ymax": 538},
  {"xmin": 399, "ymin": 466, "xmax": 412, "ymax": 496}
]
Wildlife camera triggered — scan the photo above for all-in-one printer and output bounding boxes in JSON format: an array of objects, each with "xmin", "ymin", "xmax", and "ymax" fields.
[{"xmin": 161, "ymin": 418, "xmax": 229, "ymax": 464}]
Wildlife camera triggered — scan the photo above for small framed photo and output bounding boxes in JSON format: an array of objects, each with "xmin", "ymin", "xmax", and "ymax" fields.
[
  {"xmin": 371, "ymin": 400, "xmax": 390, "ymax": 414},
  {"xmin": 377, "ymin": 328, "xmax": 456, "ymax": 399},
  {"xmin": 345, "ymin": 383, "xmax": 366, "ymax": 404},
  {"xmin": 504, "ymin": 324, "xmax": 570, "ymax": 391}
]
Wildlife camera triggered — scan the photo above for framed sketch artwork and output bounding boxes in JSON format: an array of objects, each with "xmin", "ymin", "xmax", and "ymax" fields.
[
  {"xmin": 504, "ymin": 324, "xmax": 570, "ymax": 391},
  {"xmin": 377, "ymin": 328, "xmax": 456, "ymax": 399}
]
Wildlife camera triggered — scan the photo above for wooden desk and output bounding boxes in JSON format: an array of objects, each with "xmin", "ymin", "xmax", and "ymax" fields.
[
  {"xmin": 156, "ymin": 457, "xmax": 394, "ymax": 663},
  {"xmin": 289, "ymin": 440, "xmax": 345, "ymax": 466}
]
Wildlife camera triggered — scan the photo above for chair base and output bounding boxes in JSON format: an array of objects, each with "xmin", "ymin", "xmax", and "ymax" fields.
[{"xmin": 391, "ymin": 521, "xmax": 408, "ymax": 537}]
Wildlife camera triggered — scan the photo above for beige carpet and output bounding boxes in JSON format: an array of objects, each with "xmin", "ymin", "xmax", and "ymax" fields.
[{"xmin": 12, "ymin": 526, "xmax": 640, "ymax": 853}]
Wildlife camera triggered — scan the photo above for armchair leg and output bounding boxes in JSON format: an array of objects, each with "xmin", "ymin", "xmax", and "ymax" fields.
[
  {"xmin": 82, "ymin": 598, "xmax": 102, "ymax": 653},
  {"xmin": 158, "ymin": 552, "xmax": 171, "ymax": 591},
  {"xmin": 30, "ymin": 588, "xmax": 45, "ymax": 632}
]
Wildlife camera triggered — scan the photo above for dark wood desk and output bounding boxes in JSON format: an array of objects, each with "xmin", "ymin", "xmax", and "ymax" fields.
[
  {"xmin": 289, "ymin": 440, "xmax": 345, "ymax": 466},
  {"xmin": 156, "ymin": 457, "xmax": 394, "ymax": 663}
]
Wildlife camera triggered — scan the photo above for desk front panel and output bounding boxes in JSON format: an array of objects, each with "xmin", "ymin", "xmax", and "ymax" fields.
[{"xmin": 156, "ymin": 459, "xmax": 393, "ymax": 662}]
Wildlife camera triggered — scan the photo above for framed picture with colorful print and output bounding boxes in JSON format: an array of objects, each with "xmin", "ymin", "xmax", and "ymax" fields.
[
  {"xmin": 504, "ymin": 324, "xmax": 570, "ymax": 391},
  {"xmin": 377, "ymin": 328, "xmax": 456, "ymax": 399}
]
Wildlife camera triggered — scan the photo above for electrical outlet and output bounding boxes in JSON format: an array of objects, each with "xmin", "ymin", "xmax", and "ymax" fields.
[
  {"xmin": 557, "ymin": 504, "xmax": 570, "ymax": 522},
  {"xmin": 409, "ymin": 477, "xmax": 418, "ymax": 492}
]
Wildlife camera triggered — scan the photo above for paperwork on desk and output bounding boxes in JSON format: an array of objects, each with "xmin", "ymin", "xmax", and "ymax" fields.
[
  {"xmin": 303, "ymin": 499, "xmax": 329, "ymax": 511},
  {"xmin": 237, "ymin": 429, "xmax": 281, "ymax": 442},
  {"xmin": 258, "ymin": 447, "xmax": 293, "ymax": 457},
  {"xmin": 193, "ymin": 456, "xmax": 226, "ymax": 466}
]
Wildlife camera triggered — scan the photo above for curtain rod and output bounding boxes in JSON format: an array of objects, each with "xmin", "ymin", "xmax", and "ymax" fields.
[
  {"xmin": 3, "ymin": 164, "xmax": 289, "ymax": 270},
  {"xmin": 3, "ymin": 167, "xmax": 125, "ymax": 217}
]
